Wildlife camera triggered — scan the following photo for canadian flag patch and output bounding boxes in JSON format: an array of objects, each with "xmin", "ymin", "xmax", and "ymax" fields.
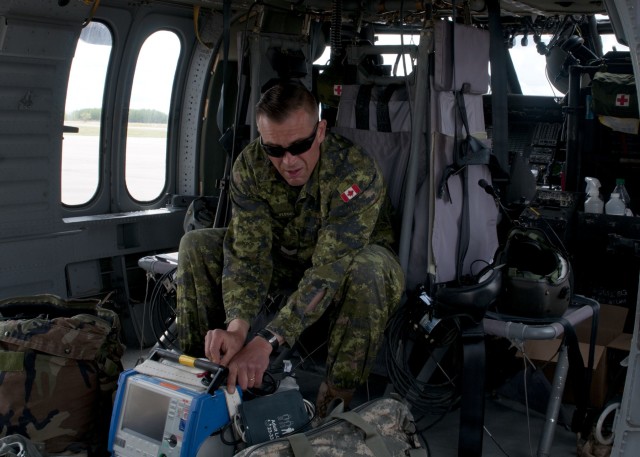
[{"xmin": 340, "ymin": 184, "xmax": 361, "ymax": 202}]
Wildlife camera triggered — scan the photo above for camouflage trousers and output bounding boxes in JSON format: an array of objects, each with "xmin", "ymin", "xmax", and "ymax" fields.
[{"xmin": 176, "ymin": 228, "xmax": 404, "ymax": 389}]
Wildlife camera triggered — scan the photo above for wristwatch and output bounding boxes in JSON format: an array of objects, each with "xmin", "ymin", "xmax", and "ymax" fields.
[{"xmin": 256, "ymin": 328, "xmax": 280, "ymax": 353}]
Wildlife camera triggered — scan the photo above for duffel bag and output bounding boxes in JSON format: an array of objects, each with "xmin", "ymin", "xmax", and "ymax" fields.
[
  {"xmin": 0, "ymin": 294, "xmax": 125, "ymax": 455},
  {"xmin": 233, "ymin": 396, "xmax": 427, "ymax": 457}
]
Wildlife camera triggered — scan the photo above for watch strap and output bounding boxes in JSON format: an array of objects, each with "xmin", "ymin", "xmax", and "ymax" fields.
[{"xmin": 256, "ymin": 328, "xmax": 280, "ymax": 353}]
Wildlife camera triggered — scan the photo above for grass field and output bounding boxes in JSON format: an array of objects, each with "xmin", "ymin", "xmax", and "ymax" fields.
[{"xmin": 65, "ymin": 121, "xmax": 167, "ymax": 138}]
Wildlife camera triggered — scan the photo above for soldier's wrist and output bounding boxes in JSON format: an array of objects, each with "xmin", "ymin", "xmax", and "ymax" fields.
[{"xmin": 226, "ymin": 318, "xmax": 250, "ymax": 338}]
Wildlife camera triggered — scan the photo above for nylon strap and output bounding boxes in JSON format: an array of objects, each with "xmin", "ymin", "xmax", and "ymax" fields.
[
  {"xmin": 458, "ymin": 321, "xmax": 486, "ymax": 457},
  {"xmin": 454, "ymin": 86, "xmax": 472, "ymax": 284},
  {"xmin": 286, "ymin": 433, "xmax": 315, "ymax": 457},
  {"xmin": 376, "ymin": 85, "xmax": 399, "ymax": 133},
  {"xmin": 333, "ymin": 411, "xmax": 392, "ymax": 457},
  {"xmin": 487, "ymin": 0, "xmax": 510, "ymax": 179},
  {"xmin": 355, "ymin": 85, "xmax": 373, "ymax": 130}
]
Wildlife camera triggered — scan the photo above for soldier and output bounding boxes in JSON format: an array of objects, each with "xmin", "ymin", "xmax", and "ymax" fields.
[{"xmin": 176, "ymin": 81, "xmax": 404, "ymax": 416}]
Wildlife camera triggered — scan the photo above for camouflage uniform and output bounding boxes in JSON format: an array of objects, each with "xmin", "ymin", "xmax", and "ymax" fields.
[{"xmin": 176, "ymin": 132, "xmax": 404, "ymax": 389}]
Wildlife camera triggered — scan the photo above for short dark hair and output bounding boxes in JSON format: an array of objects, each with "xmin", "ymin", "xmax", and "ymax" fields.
[{"xmin": 256, "ymin": 80, "xmax": 318, "ymax": 123}]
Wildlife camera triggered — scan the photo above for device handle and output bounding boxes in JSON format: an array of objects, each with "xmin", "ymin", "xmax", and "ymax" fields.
[{"xmin": 150, "ymin": 348, "xmax": 228, "ymax": 392}]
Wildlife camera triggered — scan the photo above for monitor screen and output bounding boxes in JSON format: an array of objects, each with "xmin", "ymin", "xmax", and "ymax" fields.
[{"xmin": 121, "ymin": 381, "xmax": 171, "ymax": 444}]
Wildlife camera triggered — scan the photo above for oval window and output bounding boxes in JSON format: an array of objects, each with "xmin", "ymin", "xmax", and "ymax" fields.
[{"xmin": 125, "ymin": 31, "xmax": 181, "ymax": 202}]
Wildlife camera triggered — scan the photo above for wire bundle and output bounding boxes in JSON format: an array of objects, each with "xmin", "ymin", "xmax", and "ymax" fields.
[
  {"xmin": 384, "ymin": 299, "xmax": 462, "ymax": 415},
  {"xmin": 142, "ymin": 268, "xmax": 179, "ymax": 350}
]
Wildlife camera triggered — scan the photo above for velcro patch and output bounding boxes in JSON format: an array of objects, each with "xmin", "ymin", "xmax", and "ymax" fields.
[{"xmin": 340, "ymin": 184, "xmax": 361, "ymax": 202}]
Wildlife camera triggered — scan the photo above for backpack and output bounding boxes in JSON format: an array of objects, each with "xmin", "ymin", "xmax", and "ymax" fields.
[
  {"xmin": 233, "ymin": 396, "xmax": 427, "ymax": 457},
  {"xmin": 0, "ymin": 294, "xmax": 125, "ymax": 455}
]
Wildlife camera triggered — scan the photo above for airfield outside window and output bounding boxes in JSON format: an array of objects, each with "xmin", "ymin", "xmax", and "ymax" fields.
[
  {"xmin": 62, "ymin": 21, "xmax": 112, "ymax": 206},
  {"xmin": 126, "ymin": 31, "xmax": 180, "ymax": 202}
]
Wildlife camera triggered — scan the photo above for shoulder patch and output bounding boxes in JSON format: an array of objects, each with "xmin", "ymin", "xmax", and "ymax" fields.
[{"xmin": 340, "ymin": 184, "xmax": 361, "ymax": 202}]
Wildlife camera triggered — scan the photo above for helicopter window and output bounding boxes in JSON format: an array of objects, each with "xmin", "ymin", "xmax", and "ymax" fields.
[
  {"xmin": 509, "ymin": 34, "xmax": 557, "ymax": 97},
  {"xmin": 508, "ymin": 16, "xmax": 629, "ymax": 97},
  {"xmin": 62, "ymin": 21, "xmax": 113, "ymax": 206},
  {"xmin": 314, "ymin": 34, "xmax": 418, "ymax": 76},
  {"xmin": 601, "ymin": 33, "xmax": 629, "ymax": 53},
  {"xmin": 125, "ymin": 31, "xmax": 180, "ymax": 202},
  {"xmin": 374, "ymin": 34, "xmax": 419, "ymax": 76}
]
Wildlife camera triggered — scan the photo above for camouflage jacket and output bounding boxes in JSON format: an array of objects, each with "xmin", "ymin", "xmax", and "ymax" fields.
[{"xmin": 222, "ymin": 132, "xmax": 397, "ymax": 344}]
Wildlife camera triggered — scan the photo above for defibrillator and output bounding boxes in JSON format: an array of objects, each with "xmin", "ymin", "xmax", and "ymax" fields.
[{"xmin": 108, "ymin": 349, "xmax": 241, "ymax": 457}]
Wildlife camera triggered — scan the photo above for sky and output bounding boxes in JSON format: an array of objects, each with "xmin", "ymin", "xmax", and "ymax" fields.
[{"xmin": 65, "ymin": 28, "xmax": 180, "ymax": 114}]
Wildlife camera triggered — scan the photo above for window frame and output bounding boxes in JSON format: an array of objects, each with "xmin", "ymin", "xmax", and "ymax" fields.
[{"xmin": 60, "ymin": 10, "xmax": 194, "ymax": 217}]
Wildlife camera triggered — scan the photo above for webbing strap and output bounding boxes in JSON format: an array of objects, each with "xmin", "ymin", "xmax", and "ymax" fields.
[
  {"xmin": 454, "ymin": 87, "xmax": 472, "ymax": 138},
  {"xmin": 332, "ymin": 411, "xmax": 391, "ymax": 457},
  {"xmin": 286, "ymin": 433, "xmax": 315, "ymax": 457},
  {"xmin": 456, "ymin": 166, "xmax": 471, "ymax": 284},
  {"xmin": 356, "ymin": 85, "xmax": 373, "ymax": 130},
  {"xmin": 454, "ymin": 87, "xmax": 472, "ymax": 283},
  {"xmin": 458, "ymin": 321, "xmax": 486, "ymax": 457},
  {"xmin": 376, "ymin": 85, "xmax": 400, "ymax": 133},
  {"xmin": 487, "ymin": 0, "xmax": 509, "ymax": 179},
  {"xmin": 557, "ymin": 316, "xmax": 593, "ymax": 434},
  {"xmin": 286, "ymin": 412, "xmax": 392, "ymax": 457},
  {"xmin": 333, "ymin": 411, "xmax": 393, "ymax": 457}
]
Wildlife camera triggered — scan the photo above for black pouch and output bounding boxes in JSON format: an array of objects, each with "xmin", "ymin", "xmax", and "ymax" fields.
[{"xmin": 237, "ymin": 389, "xmax": 310, "ymax": 445}]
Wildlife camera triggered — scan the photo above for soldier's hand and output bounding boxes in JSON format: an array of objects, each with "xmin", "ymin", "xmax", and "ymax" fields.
[
  {"xmin": 204, "ymin": 328, "xmax": 243, "ymax": 365},
  {"xmin": 204, "ymin": 319, "xmax": 249, "ymax": 367},
  {"xmin": 225, "ymin": 337, "xmax": 272, "ymax": 393}
]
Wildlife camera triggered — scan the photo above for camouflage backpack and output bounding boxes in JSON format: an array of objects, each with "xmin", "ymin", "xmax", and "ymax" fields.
[
  {"xmin": 233, "ymin": 396, "xmax": 427, "ymax": 457},
  {"xmin": 0, "ymin": 294, "xmax": 125, "ymax": 455}
]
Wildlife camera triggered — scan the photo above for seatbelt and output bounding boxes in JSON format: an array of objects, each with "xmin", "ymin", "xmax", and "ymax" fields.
[
  {"xmin": 459, "ymin": 321, "xmax": 486, "ymax": 457},
  {"xmin": 213, "ymin": 0, "xmax": 234, "ymax": 228},
  {"xmin": 355, "ymin": 85, "xmax": 373, "ymax": 130},
  {"xmin": 486, "ymin": 0, "xmax": 510, "ymax": 181},
  {"xmin": 447, "ymin": 6, "xmax": 486, "ymax": 455},
  {"xmin": 376, "ymin": 84, "xmax": 401, "ymax": 133}
]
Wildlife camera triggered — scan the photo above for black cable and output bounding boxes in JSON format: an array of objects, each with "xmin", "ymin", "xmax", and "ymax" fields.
[
  {"xmin": 218, "ymin": 421, "xmax": 243, "ymax": 446},
  {"xmin": 147, "ymin": 267, "xmax": 180, "ymax": 350},
  {"xmin": 384, "ymin": 300, "xmax": 462, "ymax": 414}
]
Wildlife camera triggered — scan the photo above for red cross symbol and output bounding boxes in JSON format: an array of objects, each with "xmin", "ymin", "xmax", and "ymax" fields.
[
  {"xmin": 333, "ymin": 85, "xmax": 343, "ymax": 96},
  {"xmin": 616, "ymin": 93, "xmax": 630, "ymax": 107}
]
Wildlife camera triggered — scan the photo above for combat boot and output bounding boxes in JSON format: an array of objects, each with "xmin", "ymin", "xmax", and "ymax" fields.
[{"xmin": 315, "ymin": 381, "xmax": 355, "ymax": 419}]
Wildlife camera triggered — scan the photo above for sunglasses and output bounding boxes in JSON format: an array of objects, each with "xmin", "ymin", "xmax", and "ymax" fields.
[{"xmin": 260, "ymin": 123, "xmax": 319, "ymax": 158}]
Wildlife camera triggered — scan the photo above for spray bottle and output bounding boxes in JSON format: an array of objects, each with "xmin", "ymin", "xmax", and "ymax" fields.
[{"xmin": 584, "ymin": 177, "xmax": 604, "ymax": 214}]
